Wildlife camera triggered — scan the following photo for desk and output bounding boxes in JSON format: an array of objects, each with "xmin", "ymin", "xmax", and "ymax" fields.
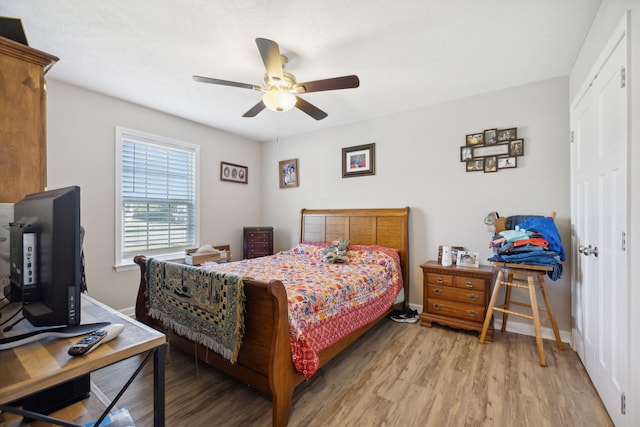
[{"xmin": 0, "ymin": 294, "xmax": 167, "ymax": 426}]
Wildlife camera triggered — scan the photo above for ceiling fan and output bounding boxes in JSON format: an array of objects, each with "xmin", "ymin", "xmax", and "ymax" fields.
[{"xmin": 192, "ymin": 38, "xmax": 360, "ymax": 120}]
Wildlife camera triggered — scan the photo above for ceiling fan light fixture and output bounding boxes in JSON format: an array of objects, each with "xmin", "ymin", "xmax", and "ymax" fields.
[{"xmin": 262, "ymin": 89, "xmax": 296, "ymax": 112}]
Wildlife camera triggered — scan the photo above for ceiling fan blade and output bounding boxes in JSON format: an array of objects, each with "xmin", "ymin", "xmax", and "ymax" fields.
[
  {"xmin": 295, "ymin": 97, "xmax": 328, "ymax": 120},
  {"xmin": 242, "ymin": 101, "xmax": 266, "ymax": 118},
  {"xmin": 256, "ymin": 38, "xmax": 284, "ymax": 82},
  {"xmin": 193, "ymin": 75, "xmax": 258, "ymax": 90},
  {"xmin": 297, "ymin": 75, "xmax": 360, "ymax": 93}
]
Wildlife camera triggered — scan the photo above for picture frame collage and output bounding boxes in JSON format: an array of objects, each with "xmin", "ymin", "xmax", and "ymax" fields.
[{"xmin": 460, "ymin": 127, "xmax": 524, "ymax": 173}]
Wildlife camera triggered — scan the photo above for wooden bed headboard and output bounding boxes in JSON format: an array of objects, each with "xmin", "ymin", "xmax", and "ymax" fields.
[{"xmin": 300, "ymin": 207, "xmax": 410, "ymax": 302}]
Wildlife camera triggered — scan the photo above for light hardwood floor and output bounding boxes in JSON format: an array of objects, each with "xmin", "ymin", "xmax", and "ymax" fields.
[{"xmin": 90, "ymin": 320, "xmax": 612, "ymax": 427}]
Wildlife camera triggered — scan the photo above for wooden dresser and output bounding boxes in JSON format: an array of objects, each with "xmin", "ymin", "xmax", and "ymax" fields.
[
  {"xmin": 243, "ymin": 227, "xmax": 273, "ymax": 259},
  {"xmin": 0, "ymin": 37, "xmax": 58, "ymax": 203},
  {"xmin": 419, "ymin": 261, "xmax": 495, "ymax": 340}
]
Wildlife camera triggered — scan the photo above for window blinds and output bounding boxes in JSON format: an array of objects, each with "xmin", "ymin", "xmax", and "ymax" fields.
[{"xmin": 120, "ymin": 137, "xmax": 196, "ymax": 255}]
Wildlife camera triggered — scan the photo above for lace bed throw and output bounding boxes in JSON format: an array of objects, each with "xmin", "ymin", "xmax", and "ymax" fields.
[{"xmin": 145, "ymin": 258, "xmax": 245, "ymax": 363}]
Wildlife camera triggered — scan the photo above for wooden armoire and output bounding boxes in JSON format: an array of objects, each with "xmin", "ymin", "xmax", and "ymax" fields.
[{"xmin": 0, "ymin": 36, "xmax": 58, "ymax": 203}]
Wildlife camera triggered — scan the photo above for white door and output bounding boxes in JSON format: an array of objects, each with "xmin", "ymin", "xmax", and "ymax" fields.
[{"xmin": 571, "ymin": 15, "xmax": 628, "ymax": 426}]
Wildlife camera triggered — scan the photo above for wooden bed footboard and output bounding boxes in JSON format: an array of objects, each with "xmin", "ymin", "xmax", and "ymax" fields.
[{"xmin": 134, "ymin": 255, "xmax": 303, "ymax": 427}]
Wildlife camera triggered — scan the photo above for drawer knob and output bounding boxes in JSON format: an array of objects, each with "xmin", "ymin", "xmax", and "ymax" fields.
[
  {"xmin": 467, "ymin": 310, "xmax": 478, "ymax": 317},
  {"xmin": 432, "ymin": 303, "xmax": 442, "ymax": 310},
  {"xmin": 465, "ymin": 281, "xmax": 474, "ymax": 288},
  {"xmin": 432, "ymin": 289, "xmax": 442, "ymax": 295},
  {"xmin": 467, "ymin": 294, "xmax": 479, "ymax": 301},
  {"xmin": 436, "ymin": 277, "xmax": 443, "ymax": 284}
]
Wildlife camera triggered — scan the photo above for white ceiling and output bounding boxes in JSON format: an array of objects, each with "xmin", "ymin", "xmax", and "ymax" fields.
[{"xmin": 1, "ymin": 1, "xmax": 602, "ymax": 142}]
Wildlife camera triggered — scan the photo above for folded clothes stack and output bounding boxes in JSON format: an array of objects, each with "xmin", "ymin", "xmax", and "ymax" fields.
[{"xmin": 488, "ymin": 216, "xmax": 565, "ymax": 280}]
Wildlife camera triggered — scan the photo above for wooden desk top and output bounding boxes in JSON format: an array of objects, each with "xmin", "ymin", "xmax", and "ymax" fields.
[{"xmin": 0, "ymin": 294, "xmax": 166, "ymax": 404}]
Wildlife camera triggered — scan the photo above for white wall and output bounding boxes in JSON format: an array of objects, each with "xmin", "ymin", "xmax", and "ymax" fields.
[
  {"xmin": 46, "ymin": 80, "xmax": 262, "ymax": 311},
  {"xmin": 570, "ymin": 1, "xmax": 640, "ymax": 425},
  {"xmin": 260, "ymin": 77, "xmax": 572, "ymax": 335}
]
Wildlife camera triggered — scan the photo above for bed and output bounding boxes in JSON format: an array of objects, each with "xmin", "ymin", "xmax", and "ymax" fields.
[{"xmin": 133, "ymin": 207, "xmax": 410, "ymax": 426}]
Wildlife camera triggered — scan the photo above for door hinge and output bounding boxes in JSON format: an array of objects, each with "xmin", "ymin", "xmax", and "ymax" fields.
[
  {"xmin": 622, "ymin": 231, "xmax": 626, "ymax": 252},
  {"xmin": 621, "ymin": 392, "xmax": 626, "ymax": 414},
  {"xmin": 570, "ymin": 131, "xmax": 574, "ymax": 143},
  {"xmin": 620, "ymin": 66, "xmax": 626, "ymax": 88}
]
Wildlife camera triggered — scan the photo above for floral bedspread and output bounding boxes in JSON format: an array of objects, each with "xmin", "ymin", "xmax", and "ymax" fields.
[{"xmin": 200, "ymin": 243, "xmax": 403, "ymax": 378}]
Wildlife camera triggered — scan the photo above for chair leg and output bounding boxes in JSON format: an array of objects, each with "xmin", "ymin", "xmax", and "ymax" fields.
[
  {"xmin": 537, "ymin": 274, "xmax": 564, "ymax": 350},
  {"xmin": 501, "ymin": 272, "xmax": 513, "ymax": 332},
  {"xmin": 479, "ymin": 269, "xmax": 503, "ymax": 343},
  {"xmin": 527, "ymin": 274, "xmax": 546, "ymax": 366}
]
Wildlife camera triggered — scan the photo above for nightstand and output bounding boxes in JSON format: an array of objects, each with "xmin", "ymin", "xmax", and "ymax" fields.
[{"xmin": 419, "ymin": 261, "xmax": 495, "ymax": 340}]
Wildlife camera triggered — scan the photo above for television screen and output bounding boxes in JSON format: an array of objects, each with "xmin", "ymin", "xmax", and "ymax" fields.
[{"xmin": 9, "ymin": 186, "xmax": 82, "ymax": 327}]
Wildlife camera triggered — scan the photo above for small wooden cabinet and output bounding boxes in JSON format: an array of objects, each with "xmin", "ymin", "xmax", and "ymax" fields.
[
  {"xmin": 419, "ymin": 261, "xmax": 495, "ymax": 340},
  {"xmin": 0, "ymin": 37, "xmax": 58, "ymax": 203},
  {"xmin": 243, "ymin": 227, "xmax": 273, "ymax": 259}
]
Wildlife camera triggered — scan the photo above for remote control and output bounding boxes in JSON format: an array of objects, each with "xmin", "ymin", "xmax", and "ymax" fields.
[{"xmin": 68, "ymin": 323, "xmax": 124, "ymax": 356}]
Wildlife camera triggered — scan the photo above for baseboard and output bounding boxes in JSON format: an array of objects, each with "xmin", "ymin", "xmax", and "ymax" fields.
[{"xmin": 410, "ymin": 304, "xmax": 573, "ymax": 348}]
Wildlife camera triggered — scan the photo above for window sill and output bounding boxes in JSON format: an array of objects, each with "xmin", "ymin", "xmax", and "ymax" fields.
[{"xmin": 114, "ymin": 253, "xmax": 184, "ymax": 272}]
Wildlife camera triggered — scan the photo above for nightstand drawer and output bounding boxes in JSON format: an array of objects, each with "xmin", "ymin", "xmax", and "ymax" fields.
[
  {"xmin": 427, "ymin": 284, "xmax": 485, "ymax": 306},
  {"xmin": 453, "ymin": 276, "xmax": 486, "ymax": 290},
  {"xmin": 426, "ymin": 273, "xmax": 453, "ymax": 286},
  {"xmin": 427, "ymin": 298, "xmax": 485, "ymax": 322}
]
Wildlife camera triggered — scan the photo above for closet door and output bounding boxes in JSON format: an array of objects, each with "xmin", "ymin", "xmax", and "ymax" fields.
[{"xmin": 570, "ymin": 14, "xmax": 628, "ymax": 426}]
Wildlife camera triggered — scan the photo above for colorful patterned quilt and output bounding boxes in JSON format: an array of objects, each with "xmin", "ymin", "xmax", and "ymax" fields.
[{"xmin": 200, "ymin": 243, "xmax": 403, "ymax": 378}]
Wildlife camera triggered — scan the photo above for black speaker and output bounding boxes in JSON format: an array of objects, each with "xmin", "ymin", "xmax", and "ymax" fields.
[
  {"xmin": 0, "ymin": 17, "xmax": 29, "ymax": 46},
  {"xmin": 20, "ymin": 374, "xmax": 91, "ymax": 415}
]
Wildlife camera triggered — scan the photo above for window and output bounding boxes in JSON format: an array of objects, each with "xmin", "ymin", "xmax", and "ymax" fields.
[{"xmin": 115, "ymin": 126, "xmax": 199, "ymax": 269}]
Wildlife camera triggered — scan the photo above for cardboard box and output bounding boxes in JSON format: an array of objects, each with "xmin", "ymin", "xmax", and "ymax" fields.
[{"xmin": 185, "ymin": 245, "xmax": 229, "ymax": 265}]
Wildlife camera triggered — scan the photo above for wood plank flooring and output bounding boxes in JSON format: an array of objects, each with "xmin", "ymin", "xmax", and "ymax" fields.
[{"xmin": 89, "ymin": 320, "xmax": 612, "ymax": 426}]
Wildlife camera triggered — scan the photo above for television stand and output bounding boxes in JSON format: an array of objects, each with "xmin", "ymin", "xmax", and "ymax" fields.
[{"xmin": 0, "ymin": 294, "xmax": 167, "ymax": 426}]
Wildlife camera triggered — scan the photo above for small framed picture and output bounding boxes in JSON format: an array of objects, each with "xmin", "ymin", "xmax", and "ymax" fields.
[
  {"xmin": 438, "ymin": 245, "xmax": 466, "ymax": 264},
  {"xmin": 472, "ymin": 143, "xmax": 509, "ymax": 158},
  {"xmin": 466, "ymin": 158, "xmax": 484, "ymax": 172},
  {"xmin": 220, "ymin": 161, "xmax": 248, "ymax": 184},
  {"xmin": 342, "ymin": 143, "xmax": 375, "ymax": 178},
  {"xmin": 457, "ymin": 250, "xmax": 480, "ymax": 268},
  {"xmin": 466, "ymin": 132, "xmax": 484, "ymax": 146},
  {"xmin": 509, "ymin": 139, "xmax": 525, "ymax": 156},
  {"xmin": 484, "ymin": 128, "xmax": 498, "ymax": 144},
  {"xmin": 498, "ymin": 156, "xmax": 517, "ymax": 169},
  {"xmin": 497, "ymin": 128, "xmax": 517, "ymax": 142},
  {"xmin": 279, "ymin": 158, "xmax": 299, "ymax": 189},
  {"xmin": 484, "ymin": 156, "xmax": 498, "ymax": 173},
  {"xmin": 460, "ymin": 146, "xmax": 473, "ymax": 162}
]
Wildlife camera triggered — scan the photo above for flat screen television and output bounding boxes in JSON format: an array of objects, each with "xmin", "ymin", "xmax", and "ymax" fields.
[{"xmin": 9, "ymin": 186, "xmax": 82, "ymax": 327}]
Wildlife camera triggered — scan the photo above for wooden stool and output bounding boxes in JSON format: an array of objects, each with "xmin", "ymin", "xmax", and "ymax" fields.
[{"xmin": 479, "ymin": 262, "xmax": 563, "ymax": 366}]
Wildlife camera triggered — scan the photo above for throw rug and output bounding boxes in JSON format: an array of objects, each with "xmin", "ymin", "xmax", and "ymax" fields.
[{"xmin": 145, "ymin": 258, "xmax": 245, "ymax": 363}]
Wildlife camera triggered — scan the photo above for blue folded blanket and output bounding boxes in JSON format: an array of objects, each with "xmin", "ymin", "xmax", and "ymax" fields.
[
  {"xmin": 488, "ymin": 251, "xmax": 563, "ymax": 280},
  {"xmin": 517, "ymin": 217, "xmax": 566, "ymax": 261}
]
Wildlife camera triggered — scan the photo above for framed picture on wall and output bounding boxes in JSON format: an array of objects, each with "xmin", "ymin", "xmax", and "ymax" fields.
[
  {"xmin": 220, "ymin": 161, "xmax": 248, "ymax": 184},
  {"xmin": 509, "ymin": 139, "xmax": 525, "ymax": 156},
  {"xmin": 484, "ymin": 156, "xmax": 498, "ymax": 173},
  {"xmin": 279, "ymin": 158, "xmax": 299, "ymax": 188},
  {"xmin": 460, "ymin": 146, "xmax": 473, "ymax": 162},
  {"xmin": 466, "ymin": 158, "xmax": 484, "ymax": 172},
  {"xmin": 498, "ymin": 156, "xmax": 517, "ymax": 169},
  {"xmin": 484, "ymin": 128, "xmax": 498, "ymax": 144},
  {"xmin": 466, "ymin": 132, "xmax": 484, "ymax": 146},
  {"xmin": 497, "ymin": 128, "xmax": 517, "ymax": 142},
  {"xmin": 342, "ymin": 143, "xmax": 375, "ymax": 177}
]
